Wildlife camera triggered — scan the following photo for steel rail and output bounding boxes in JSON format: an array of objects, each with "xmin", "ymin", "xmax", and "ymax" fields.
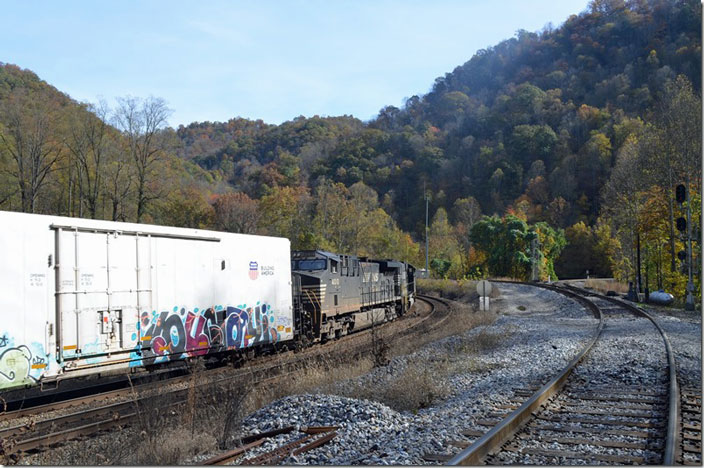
[
  {"xmin": 0, "ymin": 364, "xmax": 210, "ymax": 422},
  {"xmin": 239, "ymin": 427, "xmax": 338, "ymax": 465},
  {"xmin": 560, "ymin": 283, "xmax": 680, "ymax": 465},
  {"xmin": 446, "ymin": 281, "xmax": 604, "ymax": 465},
  {"xmin": 414, "ymin": 294, "xmax": 457, "ymax": 337},
  {"xmin": 0, "ymin": 397, "xmax": 140, "ymax": 441},
  {"xmin": 204, "ymin": 438, "xmax": 267, "ymax": 465},
  {"xmin": 10, "ymin": 410, "xmax": 140, "ymax": 453},
  {"xmin": 203, "ymin": 426, "xmax": 295, "ymax": 465},
  {"xmin": 0, "ymin": 363, "xmax": 198, "ymax": 417},
  {"xmin": 0, "ymin": 386, "xmax": 138, "ymax": 422}
]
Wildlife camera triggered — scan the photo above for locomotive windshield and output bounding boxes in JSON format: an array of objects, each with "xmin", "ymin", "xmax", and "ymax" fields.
[{"xmin": 292, "ymin": 259, "xmax": 327, "ymax": 271}]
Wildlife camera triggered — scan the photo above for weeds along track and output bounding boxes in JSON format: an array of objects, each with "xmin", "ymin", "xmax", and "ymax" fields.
[
  {"xmin": 441, "ymin": 281, "xmax": 681, "ymax": 466},
  {"xmin": 0, "ymin": 296, "xmax": 452, "ymax": 457}
]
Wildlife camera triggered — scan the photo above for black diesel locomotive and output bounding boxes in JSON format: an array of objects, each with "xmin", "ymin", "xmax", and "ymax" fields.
[{"xmin": 291, "ymin": 250, "xmax": 416, "ymax": 345}]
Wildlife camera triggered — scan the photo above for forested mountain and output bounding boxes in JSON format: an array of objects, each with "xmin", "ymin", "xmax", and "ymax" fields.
[
  {"xmin": 0, "ymin": 0, "xmax": 700, "ymax": 299},
  {"xmin": 178, "ymin": 0, "xmax": 699, "ymax": 230}
]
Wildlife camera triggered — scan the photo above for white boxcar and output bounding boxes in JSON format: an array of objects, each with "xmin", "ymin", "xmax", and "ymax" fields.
[{"xmin": 0, "ymin": 210, "xmax": 293, "ymax": 391}]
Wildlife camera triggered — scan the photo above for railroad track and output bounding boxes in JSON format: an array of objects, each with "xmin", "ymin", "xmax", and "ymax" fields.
[
  {"xmin": 561, "ymin": 283, "xmax": 701, "ymax": 466},
  {"xmin": 414, "ymin": 294, "xmax": 453, "ymax": 330},
  {"xmin": 0, "ymin": 295, "xmax": 453, "ymax": 459},
  {"xmin": 426, "ymin": 281, "xmax": 685, "ymax": 466},
  {"xmin": 679, "ymin": 385, "xmax": 703, "ymax": 465}
]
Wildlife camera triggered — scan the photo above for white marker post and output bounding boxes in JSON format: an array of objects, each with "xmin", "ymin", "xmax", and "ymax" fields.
[{"xmin": 476, "ymin": 280, "xmax": 493, "ymax": 311}]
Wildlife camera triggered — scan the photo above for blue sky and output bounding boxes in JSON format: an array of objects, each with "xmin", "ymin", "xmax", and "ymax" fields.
[{"xmin": 2, "ymin": 1, "xmax": 590, "ymax": 127}]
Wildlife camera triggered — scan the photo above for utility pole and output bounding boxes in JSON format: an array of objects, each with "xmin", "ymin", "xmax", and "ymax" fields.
[
  {"xmin": 531, "ymin": 236, "xmax": 540, "ymax": 282},
  {"xmin": 636, "ymin": 232, "xmax": 642, "ymax": 293},
  {"xmin": 424, "ymin": 184, "xmax": 429, "ymax": 277},
  {"xmin": 685, "ymin": 175, "xmax": 695, "ymax": 311}
]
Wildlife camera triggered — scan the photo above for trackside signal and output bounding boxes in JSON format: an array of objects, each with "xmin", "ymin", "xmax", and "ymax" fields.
[
  {"xmin": 676, "ymin": 217, "xmax": 686, "ymax": 232},
  {"xmin": 675, "ymin": 184, "xmax": 686, "ymax": 205}
]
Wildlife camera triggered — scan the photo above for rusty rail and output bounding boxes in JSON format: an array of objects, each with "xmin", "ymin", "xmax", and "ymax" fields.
[
  {"xmin": 236, "ymin": 426, "xmax": 339, "ymax": 465},
  {"xmin": 203, "ymin": 426, "xmax": 295, "ymax": 465},
  {"xmin": 203, "ymin": 439, "xmax": 267, "ymax": 466}
]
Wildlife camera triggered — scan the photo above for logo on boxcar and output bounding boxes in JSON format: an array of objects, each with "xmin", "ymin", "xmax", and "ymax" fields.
[{"xmin": 249, "ymin": 261, "xmax": 259, "ymax": 280}]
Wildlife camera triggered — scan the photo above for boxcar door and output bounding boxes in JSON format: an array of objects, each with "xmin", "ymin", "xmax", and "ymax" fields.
[{"xmin": 54, "ymin": 228, "xmax": 145, "ymax": 363}]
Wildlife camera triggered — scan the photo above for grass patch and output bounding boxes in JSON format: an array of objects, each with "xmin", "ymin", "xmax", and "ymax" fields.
[
  {"xmin": 433, "ymin": 324, "xmax": 516, "ymax": 376},
  {"xmin": 322, "ymin": 306, "xmax": 503, "ymax": 412},
  {"xmin": 584, "ymin": 278, "xmax": 628, "ymax": 294},
  {"xmin": 325, "ymin": 320, "xmax": 511, "ymax": 412},
  {"xmin": 442, "ymin": 324, "xmax": 516, "ymax": 356},
  {"xmin": 325, "ymin": 364, "xmax": 450, "ymax": 412},
  {"xmin": 418, "ymin": 278, "xmax": 479, "ymax": 301}
]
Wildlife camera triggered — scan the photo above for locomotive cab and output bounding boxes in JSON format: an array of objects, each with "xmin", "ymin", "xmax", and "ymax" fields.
[{"xmin": 292, "ymin": 251, "xmax": 355, "ymax": 342}]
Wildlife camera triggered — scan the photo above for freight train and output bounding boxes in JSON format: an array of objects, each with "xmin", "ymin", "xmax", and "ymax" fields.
[{"xmin": 0, "ymin": 211, "xmax": 415, "ymax": 391}]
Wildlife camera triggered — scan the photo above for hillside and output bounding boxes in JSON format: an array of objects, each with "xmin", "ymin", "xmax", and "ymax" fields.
[
  {"xmin": 176, "ymin": 0, "xmax": 700, "ymax": 233},
  {"xmin": 0, "ymin": 0, "xmax": 700, "ymax": 291}
]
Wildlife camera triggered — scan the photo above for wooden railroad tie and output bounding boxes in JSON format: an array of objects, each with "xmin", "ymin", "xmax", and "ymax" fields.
[
  {"xmin": 536, "ymin": 414, "xmax": 664, "ymax": 428},
  {"xmin": 503, "ymin": 445, "xmax": 654, "ymax": 464},
  {"xmin": 529, "ymin": 423, "xmax": 659, "ymax": 439},
  {"xmin": 516, "ymin": 434, "xmax": 662, "ymax": 450}
]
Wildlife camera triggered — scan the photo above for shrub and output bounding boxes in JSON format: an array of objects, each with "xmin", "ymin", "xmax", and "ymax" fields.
[{"xmin": 417, "ymin": 278, "xmax": 478, "ymax": 301}]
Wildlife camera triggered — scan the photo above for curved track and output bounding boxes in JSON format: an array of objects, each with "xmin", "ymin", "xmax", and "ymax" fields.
[{"xmin": 446, "ymin": 281, "xmax": 680, "ymax": 466}]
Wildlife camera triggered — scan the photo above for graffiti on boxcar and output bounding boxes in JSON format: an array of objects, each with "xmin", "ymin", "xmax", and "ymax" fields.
[
  {"xmin": 0, "ymin": 345, "xmax": 35, "ymax": 389},
  {"xmin": 136, "ymin": 302, "xmax": 279, "ymax": 365},
  {"xmin": 225, "ymin": 304, "xmax": 277, "ymax": 349},
  {"xmin": 0, "ymin": 331, "xmax": 51, "ymax": 390}
]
